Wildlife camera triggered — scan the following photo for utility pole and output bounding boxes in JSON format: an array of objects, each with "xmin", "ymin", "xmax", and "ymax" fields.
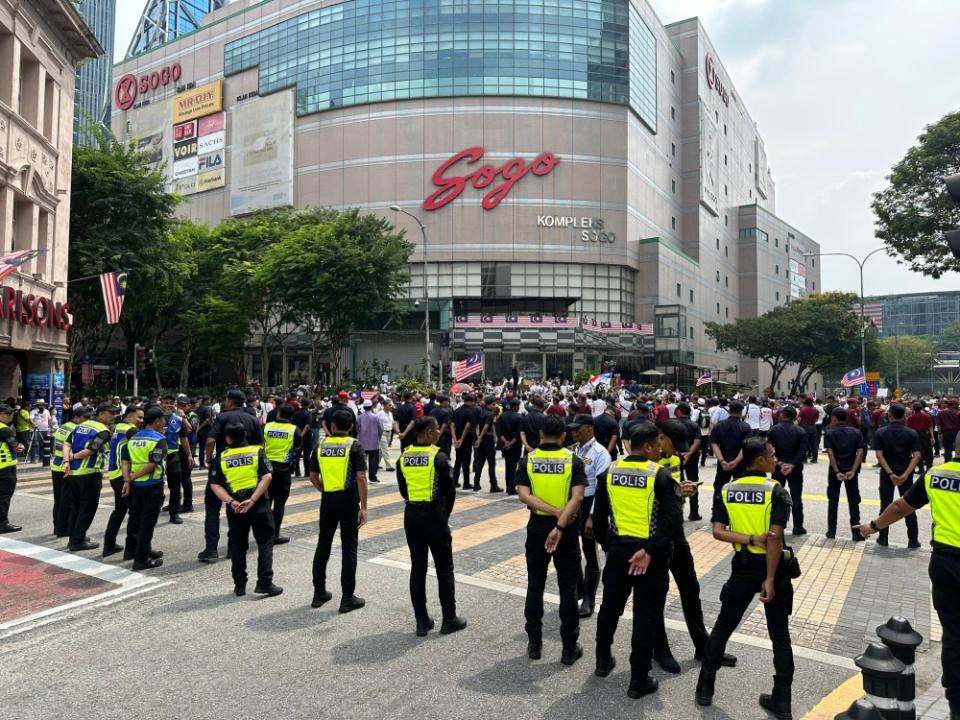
[{"xmin": 133, "ymin": 343, "xmax": 141, "ymax": 398}]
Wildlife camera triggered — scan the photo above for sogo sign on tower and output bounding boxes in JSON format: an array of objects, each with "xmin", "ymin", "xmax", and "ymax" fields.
[{"xmin": 114, "ymin": 63, "xmax": 182, "ymax": 111}]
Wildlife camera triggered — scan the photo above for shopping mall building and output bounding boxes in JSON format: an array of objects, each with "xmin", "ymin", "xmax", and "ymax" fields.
[{"xmin": 111, "ymin": 0, "xmax": 822, "ymax": 392}]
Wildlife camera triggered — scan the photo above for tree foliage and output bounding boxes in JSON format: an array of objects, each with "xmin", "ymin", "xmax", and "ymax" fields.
[
  {"xmin": 938, "ymin": 319, "xmax": 960, "ymax": 352},
  {"xmin": 872, "ymin": 111, "xmax": 960, "ymax": 277},
  {"xmin": 876, "ymin": 335, "xmax": 936, "ymax": 386}
]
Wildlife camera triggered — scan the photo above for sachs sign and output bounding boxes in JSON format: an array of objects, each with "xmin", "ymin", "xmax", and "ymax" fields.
[
  {"xmin": 423, "ymin": 148, "xmax": 560, "ymax": 211},
  {"xmin": 115, "ymin": 63, "xmax": 182, "ymax": 112}
]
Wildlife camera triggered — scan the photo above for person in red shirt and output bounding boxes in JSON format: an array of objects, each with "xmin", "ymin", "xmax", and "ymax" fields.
[
  {"xmin": 938, "ymin": 397, "xmax": 960, "ymax": 463},
  {"xmin": 653, "ymin": 399, "xmax": 670, "ymax": 425},
  {"xmin": 547, "ymin": 397, "xmax": 566, "ymax": 417},
  {"xmin": 797, "ymin": 398, "xmax": 820, "ymax": 463},
  {"xmin": 906, "ymin": 401, "xmax": 935, "ymax": 476}
]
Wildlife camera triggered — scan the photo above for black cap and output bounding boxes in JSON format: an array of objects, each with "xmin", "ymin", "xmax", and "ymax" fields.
[
  {"xmin": 660, "ymin": 420, "xmax": 690, "ymax": 453},
  {"xmin": 144, "ymin": 406, "xmax": 165, "ymax": 424},
  {"xmin": 728, "ymin": 400, "xmax": 744, "ymax": 413},
  {"xmin": 226, "ymin": 389, "xmax": 247, "ymax": 404},
  {"xmin": 0, "ymin": 404, "xmax": 13, "ymax": 414},
  {"xmin": 463, "ymin": 393, "xmax": 477, "ymax": 402},
  {"xmin": 96, "ymin": 402, "xmax": 119, "ymax": 415},
  {"xmin": 567, "ymin": 413, "xmax": 595, "ymax": 428}
]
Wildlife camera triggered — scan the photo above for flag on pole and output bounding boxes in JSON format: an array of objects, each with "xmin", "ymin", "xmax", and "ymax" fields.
[
  {"xmin": 0, "ymin": 249, "xmax": 45, "ymax": 283},
  {"xmin": 454, "ymin": 352, "xmax": 484, "ymax": 381},
  {"xmin": 589, "ymin": 372, "xmax": 613, "ymax": 387},
  {"xmin": 696, "ymin": 369, "xmax": 713, "ymax": 387},
  {"xmin": 99, "ymin": 270, "xmax": 128, "ymax": 325},
  {"xmin": 840, "ymin": 366, "xmax": 866, "ymax": 388}
]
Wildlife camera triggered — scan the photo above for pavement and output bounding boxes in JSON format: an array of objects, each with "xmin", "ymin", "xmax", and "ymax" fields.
[{"xmin": 0, "ymin": 444, "xmax": 950, "ymax": 719}]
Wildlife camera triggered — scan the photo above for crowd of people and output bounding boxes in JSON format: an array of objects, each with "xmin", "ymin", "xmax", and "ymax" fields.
[{"xmin": 1, "ymin": 380, "xmax": 959, "ymax": 719}]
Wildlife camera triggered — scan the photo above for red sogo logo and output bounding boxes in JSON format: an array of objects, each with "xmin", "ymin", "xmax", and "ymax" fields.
[
  {"xmin": 114, "ymin": 63, "xmax": 182, "ymax": 111},
  {"xmin": 705, "ymin": 54, "xmax": 730, "ymax": 107},
  {"xmin": 423, "ymin": 147, "xmax": 561, "ymax": 211}
]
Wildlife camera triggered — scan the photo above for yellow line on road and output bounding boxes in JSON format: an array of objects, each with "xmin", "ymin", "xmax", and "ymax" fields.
[
  {"xmin": 453, "ymin": 507, "xmax": 531, "ymax": 552},
  {"xmin": 802, "ymin": 672, "xmax": 862, "ymax": 719},
  {"xmin": 282, "ymin": 492, "xmax": 405, "ymax": 528}
]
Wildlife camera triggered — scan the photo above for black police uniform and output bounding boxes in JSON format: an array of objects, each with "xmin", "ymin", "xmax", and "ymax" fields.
[
  {"xmin": 429, "ymin": 404, "xmax": 454, "ymax": 457},
  {"xmin": 678, "ymin": 416, "xmax": 702, "ymax": 519},
  {"xmin": 497, "ymin": 408, "xmax": 524, "ymax": 494},
  {"xmin": 873, "ymin": 420, "xmax": 921, "ymax": 545},
  {"xmin": 768, "ymin": 419, "xmax": 809, "ymax": 532},
  {"xmin": 516, "ymin": 444, "xmax": 587, "ymax": 654},
  {"xmin": 451, "ymin": 402, "xmax": 477, "ymax": 487},
  {"xmin": 394, "ymin": 401, "xmax": 418, "ymax": 451},
  {"xmin": 472, "ymin": 406, "xmax": 498, "ymax": 491},
  {"xmin": 522, "ymin": 409, "xmax": 547, "ymax": 451},
  {"xmin": 195, "ymin": 404, "xmax": 212, "ymax": 469},
  {"xmin": 824, "ymin": 423, "xmax": 866, "ymax": 538},
  {"xmin": 593, "ymin": 413, "xmax": 621, "ymax": 461},
  {"xmin": 0, "ymin": 423, "xmax": 19, "ymax": 530},
  {"xmin": 710, "ymin": 415, "xmax": 751, "ymax": 506}
]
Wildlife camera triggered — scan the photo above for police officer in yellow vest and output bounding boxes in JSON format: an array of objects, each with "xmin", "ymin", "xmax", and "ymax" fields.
[
  {"xmin": 856, "ymin": 449, "xmax": 960, "ymax": 718},
  {"xmin": 398, "ymin": 416, "xmax": 466, "ymax": 636},
  {"xmin": 653, "ymin": 421, "xmax": 737, "ymax": 674},
  {"xmin": 63, "ymin": 402, "xmax": 117, "ymax": 551},
  {"xmin": 209, "ymin": 424, "xmax": 282, "ymax": 597},
  {"xmin": 102, "ymin": 406, "xmax": 143, "ymax": 557},
  {"xmin": 121, "ymin": 407, "xmax": 168, "ymax": 570},
  {"xmin": 591, "ymin": 421, "xmax": 682, "ymax": 699},
  {"xmin": 0, "ymin": 404, "xmax": 25, "ymax": 533},
  {"xmin": 264, "ymin": 403, "xmax": 300, "ymax": 545},
  {"xmin": 50, "ymin": 404, "xmax": 87, "ymax": 537},
  {"xmin": 696, "ymin": 436, "xmax": 794, "ymax": 720},
  {"xmin": 310, "ymin": 408, "xmax": 368, "ymax": 613},
  {"xmin": 517, "ymin": 415, "xmax": 587, "ymax": 665}
]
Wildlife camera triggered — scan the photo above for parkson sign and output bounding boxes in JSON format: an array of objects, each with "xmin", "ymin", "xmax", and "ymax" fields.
[{"xmin": 0, "ymin": 286, "xmax": 71, "ymax": 329}]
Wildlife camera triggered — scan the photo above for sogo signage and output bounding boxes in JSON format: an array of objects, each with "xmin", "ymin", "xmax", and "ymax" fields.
[
  {"xmin": 705, "ymin": 54, "xmax": 730, "ymax": 107},
  {"xmin": 114, "ymin": 63, "xmax": 182, "ymax": 112}
]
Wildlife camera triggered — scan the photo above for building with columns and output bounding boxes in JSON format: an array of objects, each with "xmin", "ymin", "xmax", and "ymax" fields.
[{"xmin": 0, "ymin": 0, "xmax": 103, "ymax": 402}]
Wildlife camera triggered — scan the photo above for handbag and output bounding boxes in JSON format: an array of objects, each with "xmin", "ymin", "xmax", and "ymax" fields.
[{"xmin": 780, "ymin": 544, "xmax": 802, "ymax": 579}]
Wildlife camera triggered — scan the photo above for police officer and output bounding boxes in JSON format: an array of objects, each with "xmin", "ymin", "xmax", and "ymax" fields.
[
  {"xmin": 855, "ymin": 449, "xmax": 960, "ymax": 719},
  {"xmin": 450, "ymin": 394, "xmax": 476, "ymax": 488},
  {"xmin": 824, "ymin": 407, "xmax": 866, "ymax": 541},
  {"xmin": 429, "ymin": 395, "xmax": 453, "ymax": 459},
  {"xmin": 394, "ymin": 390, "xmax": 418, "ymax": 452},
  {"xmin": 872, "ymin": 403, "xmax": 922, "ymax": 548},
  {"xmin": 63, "ymin": 402, "xmax": 116, "ymax": 551},
  {"xmin": 209, "ymin": 424, "xmax": 282, "ymax": 597},
  {"xmin": 696, "ymin": 436, "xmax": 794, "ymax": 720},
  {"xmin": 768, "ymin": 405, "xmax": 809, "ymax": 536},
  {"xmin": 121, "ymin": 406, "xmax": 168, "ymax": 569},
  {"xmin": 311, "ymin": 408, "xmax": 367, "ymax": 612},
  {"xmin": 264, "ymin": 403, "xmax": 300, "ymax": 544},
  {"xmin": 178, "ymin": 394, "xmax": 197, "ymax": 512},
  {"xmin": 397, "ymin": 416, "xmax": 466, "ymax": 636},
  {"xmin": 199, "ymin": 389, "xmax": 262, "ymax": 563},
  {"xmin": 676, "ymin": 403, "xmax": 703, "ymax": 521},
  {"xmin": 472, "ymin": 396, "xmax": 500, "ymax": 492},
  {"xmin": 710, "ymin": 400, "xmax": 751, "ymax": 508},
  {"xmin": 160, "ymin": 394, "xmax": 192, "ymax": 524},
  {"xmin": 592, "ymin": 421, "xmax": 682, "ymax": 699},
  {"xmin": 520, "ymin": 396, "xmax": 548, "ymax": 454},
  {"xmin": 498, "ymin": 397, "xmax": 524, "ymax": 495},
  {"xmin": 102, "ymin": 406, "xmax": 143, "ymax": 556},
  {"xmin": 50, "ymin": 404, "xmax": 86, "ymax": 537},
  {"xmin": 0, "ymin": 404, "xmax": 25, "ymax": 533},
  {"xmin": 517, "ymin": 414, "xmax": 587, "ymax": 665}
]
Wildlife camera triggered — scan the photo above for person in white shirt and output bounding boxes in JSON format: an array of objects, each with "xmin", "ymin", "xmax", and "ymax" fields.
[
  {"xmin": 590, "ymin": 394, "xmax": 606, "ymax": 418},
  {"xmin": 28, "ymin": 399, "xmax": 56, "ymax": 466},
  {"xmin": 744, "ymin": 396, "xmax": 762, "ymax": 432},
  {"xmin": 376, "ymin": 399, "xmax": 395, "ymax": 470},
  {"xmin": 759, "ymin": 401, "xmax": 774, "ymax": 437}
]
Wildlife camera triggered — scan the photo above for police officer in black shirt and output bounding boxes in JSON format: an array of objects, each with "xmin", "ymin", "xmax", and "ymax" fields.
[
  {"xmin": 824, "ymin": 407, "xmax": 866, "ymax": 541},
  {"xmin": 521, "ymin": 397, "xmax": 548, "ymax": 453},
  {"xmin": 593, "ymin": 404, "xmax": 621, "ymax": 461},
  {"xmin": 199, "ymin": 389, "xmax": 263, "ymax": 562},
  {"xmin": 873, "ymin": 403, "xmax": 922, "ymax": 548},
  {"xmin": 676, "ymin": 403, "xmax": 703, "ymax": 521},
  {"xmin": 497, "ymin": 397, "xmax": 524, "ymax": 495},
  {"xmin": 451, "ymin": 394, "xmax": 477, "ymax": 488},
  {"xmin": 394, "ymin": 390, "xmax": 418, "ymax": 451},
  {"xmin": 429, "ymin": 395, "xmax": 453, "ymax": 458},
  {"xmin": 710, "ymin": 400, "xmax": 751, "ymax": 507},
  {"xmin": 472, "ymin": 396, "xmax": 500, "ymax": 492},
  {"xmin": 768, "ymin": 405, "xmax": 809, "ymax": 536}
]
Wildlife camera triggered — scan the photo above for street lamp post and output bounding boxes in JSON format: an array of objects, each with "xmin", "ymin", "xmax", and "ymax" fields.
[
  {"xmin": 804, "ymin": 248, "xmax": 886, "ymax": 379},
  {"xmin": 389, "ymin": 205, "xmax": 431, "ymax": 387}
]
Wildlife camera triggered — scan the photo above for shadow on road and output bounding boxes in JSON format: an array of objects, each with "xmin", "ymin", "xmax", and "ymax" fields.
[{"xmin": 331, "ymin": 631, "xmax": 420, "ymax": 664}]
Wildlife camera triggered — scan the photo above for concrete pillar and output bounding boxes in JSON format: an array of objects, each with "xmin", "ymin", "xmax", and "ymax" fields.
[
  {"xmin": 0, "ymin": 187, "xmax": 13, "ymax": 254},
  {"xmin": 34, "ymin": 65, "xmax": 46, "ymax": 138},
  {"xmin": 0, "ymin": 35, "xmax": 19, "ymax": 109},
  {"xmin": 20, "ymin": 55, "xmax": 41, "ymax": 128}
]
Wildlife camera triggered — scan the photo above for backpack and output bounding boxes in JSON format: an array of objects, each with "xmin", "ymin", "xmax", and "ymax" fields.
[{"xmin": 698, "ymin": 411, "xmax": 711, "ymax": 430}]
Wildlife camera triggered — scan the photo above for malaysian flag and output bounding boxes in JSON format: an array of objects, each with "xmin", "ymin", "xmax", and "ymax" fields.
[
  {"xmin": 696, "ymin": 370, "xmax": 713, "ymax": 387},
  {"xmin": 454, "ymin": 352, "xmax": 484, "ymax": 381},
  {"xmin": 0, "ymin": 249, "xmax": 45, "ymax": 283},
  {"xmin": 100, "ymin": 270, "xmax": 128, "ymax": 325},
  {"xmin": 840, "ymin": 366, "xmax": 866, "ymax": 388}
]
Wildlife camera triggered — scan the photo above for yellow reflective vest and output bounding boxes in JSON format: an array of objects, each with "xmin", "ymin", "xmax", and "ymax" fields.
[
  {"xmin": 401, "ymin": 445, "xmax": 440, "ymax": 502},
  {"xmin": 721, "ymin": 475, "xmax": 777, "ymax": 554},
  {"xmin": 526, "ymin": 447, "xmax": 573, "ymax": 515},
  {"xmin": 925, "ymin": 461, "xmax": 960, "ymax": 549},
  {"xmin": 606, "ymin": 458, "xmax": 659, "ymax": 539}
]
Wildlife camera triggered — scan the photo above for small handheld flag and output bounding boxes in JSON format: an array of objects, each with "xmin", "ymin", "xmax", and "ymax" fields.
[{"xmin": 840, "ymin": 366, "xmax": 865, "ymax": 388}]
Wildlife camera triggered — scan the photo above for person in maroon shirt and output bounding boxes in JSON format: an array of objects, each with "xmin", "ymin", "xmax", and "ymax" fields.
[
  {"xmin": 906, "ymin": 402, "xmax": 935, "ymax": 476},
  {"xmin": 845, "ymin": 398, "xmax": 861, "ymax": 429},
  {"xmin": 869, "ymin": 402, "xmax": 884, "ymax": 432},
  {"xmin": 547, "ymin": 397, "xmax": 566, "ymax": 417},
  {"xmin": 938, "ymin": 397, "xmax": 960, "ymax": 463},
  {"xmin": 798, "ymin": 398, "xmax": 820, "ymax": 463},
  {"xmin": 653, "ymin": 399, "xmax": 670, "ymax": 426}
]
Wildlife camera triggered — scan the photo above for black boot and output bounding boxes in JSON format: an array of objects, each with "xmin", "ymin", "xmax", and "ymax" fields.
[
  {"xmin": 578, "ymin": 569, "xmax": 601, "ymax": 618},
  {"xmin": 695, "ymin": 670, "xmax": 716, "ymax": 707},
  {"xmin": 627, "ymin": 675, "xmax": 658, "ymax": 699},
  {"xmin": 561, "ymin": 643, "xmax": 583, "ymax": 666},
  {"xmin": 759, "ymin": 693, "xmax": 793, "ymax": 720},
  {"xmin": 595, "ymin": 650, "xmax": 617, "ymax": 677}
]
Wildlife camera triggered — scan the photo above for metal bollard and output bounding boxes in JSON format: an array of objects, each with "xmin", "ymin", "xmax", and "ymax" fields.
[
  {"xmin": 835, "ymin": 698, "xmax": 884, "ymax": 720},
  {"xmin": 876, "ymin": 616, "xmax": 923, "ymax": 720},
  {"xmin": 854, "ymin": 642, "xmax": 905, "ymax": 719}
]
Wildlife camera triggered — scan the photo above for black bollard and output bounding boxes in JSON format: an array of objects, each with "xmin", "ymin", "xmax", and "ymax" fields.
[
  {"xmin": 854, "ymin": 642, "xmax": 905, "ymax": 719},
  {"xmin": 835, "ymin": 698, "xmax": 885, "ymax": 720},
  {"xmin": 876, "ymin": 616, "xmax": 923, "ymax": 720}
]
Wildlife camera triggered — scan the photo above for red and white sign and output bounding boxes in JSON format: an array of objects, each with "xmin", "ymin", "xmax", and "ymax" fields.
[
  {"xmin": 705, "ymin": 54, "xmax": 730, "ymax": 107},
  {"xmin": 423, "ymin": 148, "xmax": 560, "ymax": 211},
  {"xmin": 198, "ymin": 112, "xmax": 226, "ymax": 136},
  {"xmin": 114, "ymin": 62, "xmax": 182, "ymax": 111},
  {"xmin": 173, "ymin": 120, "xmax": 196, "ymax": 142}
]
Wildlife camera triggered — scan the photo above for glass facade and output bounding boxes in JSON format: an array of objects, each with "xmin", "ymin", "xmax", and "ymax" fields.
[
  {"xmin": 224, "ymin": 0, "xmax": 657, "ymax": 127},
  {"xmin": 871, "ymin": 293, "xmax": 960, "ymax": 338},
  {"xmin": 74, "ymin": 0, "xmax": 116, "ymax": 147}
]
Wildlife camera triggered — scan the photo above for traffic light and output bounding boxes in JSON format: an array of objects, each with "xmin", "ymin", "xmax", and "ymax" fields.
[
  {"xmin": 946, "ymin": 173, "xmax": 960, "ymax": 258},
  {"xmin": 136, "ymin": 346, "xmax": 146, "ymax": 372},
  {"xmin": 143, "ymin": 347, "xmax": 155, "ymax": 370}
]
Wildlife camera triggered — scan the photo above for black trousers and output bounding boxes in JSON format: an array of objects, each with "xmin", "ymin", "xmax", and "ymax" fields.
[
  {"xmin": 365, "ymin": 450, "xmax": 380, "ymax": 484},
  {"xmin": 203, "ymin": 479, "xmax": 224, "ymax": 553},
  {"xmin": 453, "ymin": 439, "xmax": 474, "ymax": 485},
  {"xmin": 51, "ymin": 469, "xmax": 69, "ymax": 534},
  {"xmin": 826, "ymin": 468, "xmax": 861, "ymax": 535},
  {"xmin": 437, "ymin": 436, "xmax": 452, "ymax": 462},
  {"xmin": 712, "ymin": 466, "xmax": 734, "ymax": 516},
  {"xmin": 944, "ymin": 429, "xmax": 959, "ymax": 464},
  {"xmin": 930, "ymin": 551, "xmax": 960, "ymax": 714},
  {"xmin": 126, "ymin": 483, "xmax": 164, "ymax": 563},
  {"xmin": 67, "ymin": 472, "xmax": 102, "ymax": 545},
  {"xmin": 268, "ymin": 464, "xmax": 292, "ymax": 536},
  {"xmin": 655, "ymin": 535, "xmax": 709, "ymax": 656},
  {"xmin": 878, "ymin": 469, "xmax": 919, "ymax": 543},
  {"xmin": 166, "ymin": 454, "xmax": 183, "ymax": 516},
  {"xmin": 197, "ymin": 429, "xmax": 209, "ymax": 467},
  {"xmin": 699, "ymin": 436, "xmax": 711, "ymax": 466},
  {"xmin": 179, "ymin": 446, "xmax": 193, "ymax": 507},
  {"xmin": 918, "ymin": 437, "xmax": 934, "ymax": 476},
  {"xmin": 773, "ymin": 466, "xmax": 805, "ymax": 530},
  {"xmin": 226, "ymin": 497, "xmax": 275, "ymax": 587},
  {"xmin": 578, "ymin": 505, "xmax": 600, "ymax": 573},
  {"xmin": 525, "ymin": 521, "xmax": 580, "ymax": 647},
  {"xmin": 503, "ymin": 445, "xmax": 522, "ymax": 493},
  {"xmin": 802, "ymin": 425, "xmax": 818, "ymax": 462},
  {"xmin": 815, "ymin": 426, "xmax": 823, "ymax": 459},
  {"xmin": 473, "ymin": 442, "xmax": 497, "ymax": 487},
  {"xmin": 313, "ymin": 491, "xmax": 359, "ymax": 595},
  {"xmin": 405, "ymin": 503, "xmax": 456, "ymax": 621},
  {"xmin": 683, "ymin": 455, "xmax": 700, "ymax": 518},
  {"xmin": 702, "ymin": 555, "xmax": 794, "ymax": 700},
  {"xmin": 0, "ymin": 467, "xmax": 16, "ymax": 525},
  {"xmin": 103, "ymin": 477, "xmax": 129, "ymax": 548},
  {"xmin": 595, "ymin": 543, "xmax": 669, "ymax": 678}
]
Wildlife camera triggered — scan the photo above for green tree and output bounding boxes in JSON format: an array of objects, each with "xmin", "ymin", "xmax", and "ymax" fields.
[
  {"xmin": 260, "ymin": 209, "xmax": 413, "ymax": 380},
  {"xmin": 939, "ymin": 319, "xmax": 960, "ymax": 351},
  {"xmin": 876, "ymin": 335, "xmax": 936, "ymax": 387},
  {"xmin": 706, "ymin": 311, "xmax": 794, "ymax": 391},
  {"xmin": 872, "ymin": 111, "xmax": 960, "ymax": 277}
]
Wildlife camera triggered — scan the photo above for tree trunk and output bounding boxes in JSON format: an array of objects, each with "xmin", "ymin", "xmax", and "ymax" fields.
[
  {"xmin": 179, "ymin": 343, "xmax": 192, "ymax": 393},
  {"xmin": 152, "ymin": 331, "xmax": 162, "ymax": 393},
  {"xmin": 281, "ymin": 343, "xmax": 289, "ymax": 390}
]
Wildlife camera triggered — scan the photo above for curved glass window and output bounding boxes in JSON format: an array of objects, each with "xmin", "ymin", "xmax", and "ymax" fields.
[{"xmin": 224, "ymin": 0, "xmax": 656, "ymax": 130}]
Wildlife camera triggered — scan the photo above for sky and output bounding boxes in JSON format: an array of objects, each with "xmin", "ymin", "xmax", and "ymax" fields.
[{"xmin": 112, "ymin": 0, "xmax": 960, "ymax": 297}]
